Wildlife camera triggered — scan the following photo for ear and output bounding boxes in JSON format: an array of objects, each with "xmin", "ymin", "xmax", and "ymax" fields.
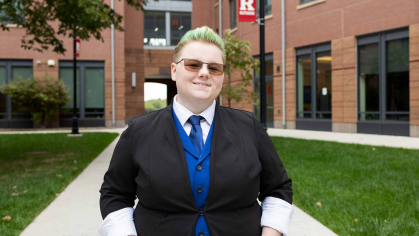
[{"xmin": 171, "ymin": 63, "xmax": 177, "ymax": 82}]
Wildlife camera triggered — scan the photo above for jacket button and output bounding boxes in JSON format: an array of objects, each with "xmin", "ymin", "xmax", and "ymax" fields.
[
  {"xmin": 199, "ymin": 208, "xmax": 204, "ymax": 215},
  {"xmin": 197, "ymin": 186, "xmax": 203, "ymax": 193},
  {"xmin": 196, "ymin": 165, "xmax": 202, "ymax": 171},
  {"xmin": 198, "ymin": 232, "xmax": 204, "ymax": 236}
]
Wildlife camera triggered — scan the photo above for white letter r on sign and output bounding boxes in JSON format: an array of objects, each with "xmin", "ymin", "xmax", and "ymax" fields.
[{"xmin": 240, "ymin": 0, "xmax": 254, "ymax": 11}]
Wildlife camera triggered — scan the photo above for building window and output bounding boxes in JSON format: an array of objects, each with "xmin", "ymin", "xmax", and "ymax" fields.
[
  {"xmin": 300, "ymin": 0, "xmax": 316, "ymax": 4},
  {"xmin": 230, "ymin": 0, "xmax": 236, "ymax": 29},
  {"xmin": 0, "ymin": 60, "xmax": 33, "ymax": 121},
  {"xmin": 296, "ymin": 43, "xmax": 332, "ymax": 120},
  {"xmin": 144, "ymin": 11, "xmax": 167, "ymax": 46},
  {"xmin": 254, "ymin": 53, "xmax": 274, "ymax": 128},
  {"xmin": 59, "ymin": 61, "xmax": 105, "ymax": 127},
  {"xmin": 357, "ymin": 28, "xmax": 409, "ymax": 135},
  {"xmin": 0, "ymin": 3, "xmax": 25, "ymax": 25},
  {"xmin": 170, "ymin": 12, "xmax": 191, "ymax": 46},
  {"xmin": 256, "ymin": 0, "xmax": 272, "ymax": 18},
  {"xmin": 144, "ymin": 11, "xmax": 191, "ymax": 47}
]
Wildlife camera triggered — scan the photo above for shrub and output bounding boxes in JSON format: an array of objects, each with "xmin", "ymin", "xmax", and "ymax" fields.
[{"xmin": 0, "ymin": 76, "xmax": 70, "ymax": 128}]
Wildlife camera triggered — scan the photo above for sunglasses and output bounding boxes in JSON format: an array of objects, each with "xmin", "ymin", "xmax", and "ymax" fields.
[{"xmin": 175, "ymin": 58, "xmax": 227, "ymax": 76}]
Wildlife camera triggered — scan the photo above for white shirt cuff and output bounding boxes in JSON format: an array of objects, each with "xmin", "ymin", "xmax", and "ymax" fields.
[
  {"xmin": 98, "ymin": 207, "xmax": 137, "ymax": 236},
  {"xmin": 261, "ymin": 196, "xmax": 294, "ymax": 236}
]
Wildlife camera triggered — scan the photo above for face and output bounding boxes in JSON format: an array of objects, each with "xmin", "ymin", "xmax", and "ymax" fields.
[{"xmin": 171, "ymin": 41, "xmax": 224, "ymax": 105}]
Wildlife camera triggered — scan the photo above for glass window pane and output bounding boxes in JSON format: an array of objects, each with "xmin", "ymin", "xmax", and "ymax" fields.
[
  {"xmin": 297, "ymin": 54, "xmax": 311, "ymax": 118},
  {"xmin": 254, "ymin": 57, "xmax": 272, "ymax": 78},
  {"xmin": 85, "ymin": 68, "xmax": 104, "ymax": 118},
  {"xmin": 11, "ymin": 66, "xmax": 32, "ymax": 118},
  {"xmin": 386, "ymin": 38, "xmax": 409, "ymax": 116},
  {"xmin": 358, "ymin": 43, "xmax": 379, "ymax": 121},
  {"xmin": 171, "ymin": 12, "xmax": 191, "ymax": 46},
  {"xmin": 266, "ymin": 80, "xmax": 273, "ymax": 128},
  {"xmin": 144, "ymin": 11, "xmax": 166, "ymax": 46},
  {"xmin": 59, "ymin": 68, "xmax": 80, "ymax": 118},
  {"xmin": 230, "ymin": 0, "xmax": 237, "ymax": 29},
  {"xmin": 0, "ymin": 66, "xmax": 5, "ymax": 118},
  {"xmin": 316, "ymin": 51, "xmax": 331, "ymax": 115},
  {"xmin": 301, "ymin": 0, "xmax": 315, "ymax": 4},
  {"xmin": 256, "ymin": 0, "xmax": 272, "ymax": 18},
  {"xmin": 255, "ymin": 81, "xmax": 260, "ymax": 121}
]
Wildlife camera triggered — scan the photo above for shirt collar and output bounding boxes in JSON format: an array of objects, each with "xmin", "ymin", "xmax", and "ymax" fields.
[{"xmin": 172, "ymin": 94, "xmax": 215, "ymax": 127}]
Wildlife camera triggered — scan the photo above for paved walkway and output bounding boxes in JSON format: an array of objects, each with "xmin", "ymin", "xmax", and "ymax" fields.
[{"xmin": 6, "ymin": 126, "xmax": 340, "ymax": 236}]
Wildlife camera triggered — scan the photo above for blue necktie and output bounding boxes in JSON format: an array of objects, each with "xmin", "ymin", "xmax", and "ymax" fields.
[{"xmin": 188, "ymin": 115, "xmax": 204, "ymax": 156}]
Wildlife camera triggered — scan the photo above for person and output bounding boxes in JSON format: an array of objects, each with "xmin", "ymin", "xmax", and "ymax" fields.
[{"xmin": 99, "ymin": 26, "xmax": 293, "ymax": 236}]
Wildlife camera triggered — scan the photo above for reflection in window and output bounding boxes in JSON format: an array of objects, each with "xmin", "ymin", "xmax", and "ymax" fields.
[
  {"xmin": 60, "ymin": 68, "xmax": 80, "ymax": 119},
  {"xmin": 85, "ymin": 68, "xmax": 105, "ymax": 118},
  {"xmin": 0, "ymin": 66, "xmax": 5, "ymax": 119},
  {"xmin": 11, "ymin": 66, "xmax": 32, "ymax": 119},
  {"xmin": 256, "ymin": 0, "xmax": 272, "ymax": 17},
  {"xmin": 316, "ymin": 52, "xmax": 331, "ymax": 119},
  {"xmin": 170, "ymin": 12, "xmax": 191, "ymax": 46},
  {"xmin": 358, "ymin": 43, "xmax": 379, "ymax": 120},
  {"xmin": 386, "ymin": 38, "xmax": 409, "ymax": 121},
  {"xmin": 144, "ymin": 11, "xmax": 166, "ymax": 46},
  {"xmin": 297, "ymin": 54, "xmax": 311, "ymax": 118},
  {"xmin": 254, "ymin": 56, "xmax": 274, "ymax": 128}
]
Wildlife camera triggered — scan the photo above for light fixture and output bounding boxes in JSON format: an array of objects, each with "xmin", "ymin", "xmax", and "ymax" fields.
[
  {"xmin": 47, "ymin": 60, "xmax": 55, "ymax": 67},
  {"xmin": 154, "ymin": 27, "xmax": 158, "ymax": 32}
]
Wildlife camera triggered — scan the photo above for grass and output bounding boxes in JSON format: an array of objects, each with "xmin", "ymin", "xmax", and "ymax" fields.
[
  {"xmin": 0, "ymin": 132, "xmax": 119, "ymax": 236},
  {"xmin": 271, "ymin": 136, "xmax": 419, "ymax": 236}
]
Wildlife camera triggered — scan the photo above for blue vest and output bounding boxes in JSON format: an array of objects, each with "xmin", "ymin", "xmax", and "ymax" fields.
[{"xmin": 172, "ymin": 108, "xmax": 214, "ymax": 236}]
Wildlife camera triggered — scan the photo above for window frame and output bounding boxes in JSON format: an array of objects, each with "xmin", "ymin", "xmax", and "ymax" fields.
[
  {"xmin": 0, "ymin": 60, "xmax": 33, "ymax": 120},
  {"xmin": 253, "ymin": 53, "xmax": 274, "ymax": 128},
  {"xmin": 295, "ymin": 43, "xmax": 332, "ymax": 120},
  {"xmin": 58, "ymin": 61, "xmax": 105, "ymax": 124},
  {"xmin": 143, "ymin": 10, "xmax": 192, "ymax": 47},
  {"xmin": 256, "ymin": 0, "xmax": 272, "ymax": 18},
  {"xmin": 357, "ymin": 28, "xmax": 409, "ymax": 122}
]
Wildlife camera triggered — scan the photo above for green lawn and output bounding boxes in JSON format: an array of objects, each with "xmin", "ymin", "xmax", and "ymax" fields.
[
  {"xmin": 0, "ymin": 132, "xmax": 119, "ymax": 236},
  {"xmin": 272, "ymin": 136, "xmax": 419, "ymax": 236}
]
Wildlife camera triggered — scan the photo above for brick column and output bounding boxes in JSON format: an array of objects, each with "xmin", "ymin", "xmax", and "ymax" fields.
[
  {"xmin": 273, "ymin": 50, "xmax": 283, "ymax": 128},
  {"xmin": 285, "ymin": 48, "xmax": 296, "ymax": 129},
  {"xmin": 331, "ymin": 36, "xmax": 357, "ymax": 133},
  {"xmin": 410, "ymin": 24, "xmax": 419, "ymax": 137}
]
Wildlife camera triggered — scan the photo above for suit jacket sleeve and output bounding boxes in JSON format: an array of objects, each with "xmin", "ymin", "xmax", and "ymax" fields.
[
  {"xmin": 252, "ymin": 113, "xmax": 293, "ymax": 204},
  {"xmin": 100, "ymin": 119, "xmax": 138, "ymax": 220}
]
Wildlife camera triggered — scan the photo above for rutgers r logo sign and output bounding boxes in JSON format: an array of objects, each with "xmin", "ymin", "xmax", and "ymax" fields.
[
  {"xmin": 238, "ymin": 0, "xmax": 256, "ymax": 22},
  {"xmin": 239, "ymin": 0, "xmax": 255, "ymax": 11}
]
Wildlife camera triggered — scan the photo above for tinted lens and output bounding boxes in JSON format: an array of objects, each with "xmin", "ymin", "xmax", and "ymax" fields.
[
  {"xmin": 208, "ymin": 63, "xmax": 224, "ymax": 76},
  {"xmin": 184, "ymin": 59, "xmax": 202, "ymax": 72}
]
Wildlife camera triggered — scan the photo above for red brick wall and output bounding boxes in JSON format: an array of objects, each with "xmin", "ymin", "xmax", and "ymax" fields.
[
  {"xmin": 193, "ymin": 0, "xmax": 419, "ymax": 125},
  {"xmin": 410, "ymin": 24, "xmax": 419, "ymax": 126},
  {"xmin": 124, "ymin": 3, "xmax": 145, "ymax": 120}
]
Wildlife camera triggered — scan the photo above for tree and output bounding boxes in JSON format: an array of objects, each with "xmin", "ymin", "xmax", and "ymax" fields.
[
  {"xmin": 0, "ymin": 0, "xmax": 156, "ymax": 55},
  {"xmin": 222, "ymin": 29, "xmax": 260, "ymax": 108}
]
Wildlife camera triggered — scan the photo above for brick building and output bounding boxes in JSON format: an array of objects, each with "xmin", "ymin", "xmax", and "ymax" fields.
[
  {"xmin": 1, "ymin": 0, "xmax": 418, "ymax": 137},
  {"xmin": 195, "ymin": 0, "xmax": 419, "ymax": 137}
]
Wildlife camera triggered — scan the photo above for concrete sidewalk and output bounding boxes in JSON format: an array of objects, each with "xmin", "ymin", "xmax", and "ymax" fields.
[
  {"xmin": 12, "ymin": 126, "xmax": 337, "ymax": 236},
  {"xmin": 267, "ymin": 128, "xmax": 419, "ymax": 150}
]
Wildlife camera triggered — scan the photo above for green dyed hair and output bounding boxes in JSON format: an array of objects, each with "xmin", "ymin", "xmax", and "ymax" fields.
[{"xmin": 173, "ymin": 26, "xmax": 226, "ymax": 64}]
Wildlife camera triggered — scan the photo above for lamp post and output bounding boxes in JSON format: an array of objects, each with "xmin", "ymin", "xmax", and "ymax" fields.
[
  {"xmin": 70, "ymin": 29, "xmax": 81, "ymax": 136},
  {"xmin": 259, "ymin": 0, "xmax": 267, "ymax": 130}
]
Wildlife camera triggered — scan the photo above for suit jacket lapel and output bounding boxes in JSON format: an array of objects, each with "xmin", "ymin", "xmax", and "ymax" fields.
[{"xmin": 161, "ymin": 100, "xmax": 198, "ymax": 210}]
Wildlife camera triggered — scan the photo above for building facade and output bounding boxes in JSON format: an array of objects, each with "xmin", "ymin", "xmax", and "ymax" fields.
[
  {"xmin": 1, "ymin": 0, "xmax": 418, "ymax": 137},
  {"xmin": 194, "ymin": 0, "xmax": 419, "ymax": 137}
]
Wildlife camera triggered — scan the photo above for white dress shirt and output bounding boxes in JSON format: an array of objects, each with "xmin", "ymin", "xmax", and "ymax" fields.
[{"xmin": 99, "ymin": 94, "xmax": 294, "ymax": 236}]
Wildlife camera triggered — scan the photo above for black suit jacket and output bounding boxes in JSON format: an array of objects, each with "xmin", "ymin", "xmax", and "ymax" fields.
[{"xmin": 100, "ymin": 100, "xmax": 293, "ymax": 236}]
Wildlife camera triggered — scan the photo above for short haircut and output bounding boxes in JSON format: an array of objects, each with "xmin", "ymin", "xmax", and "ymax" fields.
[{"xmin": 173, "ymin": 26, "xmax": 226, "ymax": 64}]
